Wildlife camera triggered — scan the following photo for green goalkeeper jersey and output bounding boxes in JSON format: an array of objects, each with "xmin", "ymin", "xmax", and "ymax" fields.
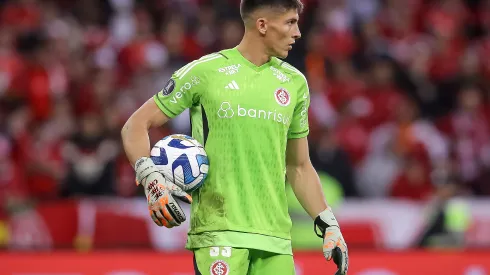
[{"xmin": 153, "ymin": 47, "xmax": 310, "ymax": 255}]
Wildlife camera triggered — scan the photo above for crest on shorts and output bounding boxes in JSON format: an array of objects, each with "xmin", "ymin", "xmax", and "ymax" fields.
[
  {"xmin": 161, "ymin": 79, "xmax": 175, "ymax": 96},
  {"xmin": 210, "ymin": 260, "xmax": 229, "ymax": 275},
  {"xmin": 274, "ymin": 88, "xmax": 291, "ymax": 106}
]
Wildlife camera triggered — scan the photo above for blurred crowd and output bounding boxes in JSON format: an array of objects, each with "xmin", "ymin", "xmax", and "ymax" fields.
[{"xmin": 0, "ymin": 0, "xmax": 490, "ymax": 219}]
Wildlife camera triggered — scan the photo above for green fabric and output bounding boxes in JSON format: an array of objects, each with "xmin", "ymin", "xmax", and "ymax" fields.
[
  {"xmin": 186, "ymin": 231, "xmax": 292, "ymax": 255},
  {"xmin": 153, "ymin": 47, "xmax": 310, "ymax": 254},
  {"xmin": 444, "ymin": 200, "xmax": 471, "ymax": 233},
  {"xmin": 193, "ymin": 246, "xmax": 295, "ymax": 275}
]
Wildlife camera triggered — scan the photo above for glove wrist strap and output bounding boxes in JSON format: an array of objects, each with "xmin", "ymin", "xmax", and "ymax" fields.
[
  {"xmin": 314, "ymin": 207, "xmax": 339, "ymax": 238},
  {"xmin": 135, "ymin": 157, "xmax": 159, "ymax": 187}
]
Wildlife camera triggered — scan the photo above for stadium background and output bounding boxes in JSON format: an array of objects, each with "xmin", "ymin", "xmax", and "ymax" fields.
[{"xmin": 1, "ymin": 0, "xmax": 490, "ymax": 274}]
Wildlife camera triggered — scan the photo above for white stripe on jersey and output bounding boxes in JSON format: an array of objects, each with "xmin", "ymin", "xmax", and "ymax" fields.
[
  {"xmin": 281, "ymin": 63, "xmax": 308, "ymax": 84},
  {"xmin": 178, "ymin": 55, "xmax": 223, "ymax": 79},
  {"xmin": 175, "ymin": 53, "xmax": 219, "ymax": 76},
  {"xmin": 175, "ymin": 53, "xmax": 221, "ymax": 78},
  {"xmin": 175, "ymin": 62, "xmax": 194, "ymax": 77}
]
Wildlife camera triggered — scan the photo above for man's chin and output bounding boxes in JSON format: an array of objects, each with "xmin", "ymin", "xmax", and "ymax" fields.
[{"xmin": 276, "ymin": 50, "xmax": 289, "ymax": 59}]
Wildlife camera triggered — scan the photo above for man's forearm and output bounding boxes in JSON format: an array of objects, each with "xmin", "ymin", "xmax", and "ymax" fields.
[
  {"xmin": 121, "ymin": 120, "xmax": 151, "ymax": 168},
  {"xmin": 287, "ymin": 162, "xmax": 328, "ymax": 219}
]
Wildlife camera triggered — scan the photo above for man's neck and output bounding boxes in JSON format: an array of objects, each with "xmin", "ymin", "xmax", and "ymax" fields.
[{"xmin": 236, "ymin": 32, "xmax": 271, "ymax": 67}]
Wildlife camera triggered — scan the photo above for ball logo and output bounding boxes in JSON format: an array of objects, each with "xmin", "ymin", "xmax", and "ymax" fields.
[
  {"xmin": 210, "ymin": 260, "xmax": 229, "ymax": 275},
  {"xmin": 275, "ymin": 88, "xmax": 290, "ymax": 106}
]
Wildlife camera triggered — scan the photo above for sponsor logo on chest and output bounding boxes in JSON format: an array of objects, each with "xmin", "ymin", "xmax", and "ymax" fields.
[
  {"xmin": 218, "ymin": 64, "xmax": 241, "ymax": 75},
  {"xmin": 217, "ymin": 101, "xmax": 291, "ymax": 125},
  {"xmin": 270, "ymin": 66, "xmax": 290, "ymax": 83}
]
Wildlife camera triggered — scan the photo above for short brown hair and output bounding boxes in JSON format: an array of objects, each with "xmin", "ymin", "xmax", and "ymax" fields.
[{"xmin": 240, "ymin": 0, "xmax": 304, "ymax": 21}]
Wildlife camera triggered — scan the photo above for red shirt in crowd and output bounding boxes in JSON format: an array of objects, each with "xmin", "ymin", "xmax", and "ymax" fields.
[
  {"xmin": 390, "ymin": 172, "xmax": 434, "ymax": 201},
  {"xmin": 359, "ymin": 85, "xmax": 404, "ymax": 130},
  {"xmin": 10, "ymin": 64, "xmax": 52, "ymax": 121}
]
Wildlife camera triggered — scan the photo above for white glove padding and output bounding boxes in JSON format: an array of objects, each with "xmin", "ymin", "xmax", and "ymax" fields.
[
  {"xmin": 135, "ymin": 157, "xmax": 192, "ymax": 228},
  {"xmin": 314, "ymin": 207, "xmax": 349, "ymax": 275}
]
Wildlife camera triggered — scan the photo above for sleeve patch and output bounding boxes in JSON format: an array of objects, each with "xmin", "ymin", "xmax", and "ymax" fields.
[{"xmin": 162, "ymin": 79, "xmax": 176, "ymax": 96}]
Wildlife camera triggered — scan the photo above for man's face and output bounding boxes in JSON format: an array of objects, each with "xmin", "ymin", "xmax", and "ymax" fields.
[{"xmin": 262, "ymin": 8, "xmax": 301, "ymax": 58}]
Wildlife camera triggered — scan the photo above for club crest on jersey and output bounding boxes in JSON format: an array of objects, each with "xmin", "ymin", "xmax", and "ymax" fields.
[
  {"xmin": 210, "ymin": 260, "xmax": 229, "ymax": 275},
  {"xmin": 274, "ymin": 88, "xmax": 291, "ymax": 106},
  {"xmin": 161, "ymin": 79, "xmax": 175, "ymax": 96}
]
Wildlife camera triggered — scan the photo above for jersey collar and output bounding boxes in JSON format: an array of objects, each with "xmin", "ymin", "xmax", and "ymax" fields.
[{"xmin": 230, "ymin": 47, "xmax": 274, "ymax": 72}]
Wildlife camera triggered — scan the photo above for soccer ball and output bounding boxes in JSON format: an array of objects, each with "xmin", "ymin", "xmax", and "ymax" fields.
[{"xmin": 150, "ymin": 134, "xmax": 209, "ymax": 192}]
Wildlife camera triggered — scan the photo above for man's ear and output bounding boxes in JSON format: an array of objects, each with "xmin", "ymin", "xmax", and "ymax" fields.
[{"xmin": 256, "ymin": 18, "xmax": 268, "ymax": 35}]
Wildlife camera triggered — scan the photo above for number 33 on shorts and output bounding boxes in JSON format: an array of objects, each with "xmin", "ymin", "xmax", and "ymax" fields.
[{"xmin": 210, "ymin": 247, "xmax": 232, "ymax": 257}]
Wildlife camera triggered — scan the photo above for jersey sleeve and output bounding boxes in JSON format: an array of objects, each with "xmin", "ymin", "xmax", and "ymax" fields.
[
  {"xmin": 288, "ymin": 80, "xmax": 310, "ymax": 139},
  {"xmin": 153, "ymin": 59, "xmax": 208, "ymax": 118}
]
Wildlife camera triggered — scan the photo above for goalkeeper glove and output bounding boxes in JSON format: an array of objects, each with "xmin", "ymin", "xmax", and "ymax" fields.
[
  {"xmin": 314, "ymin": 207, "xmax": 349, "ymax": 275},
  {"xmin": 135, "ymin": 157, "xmax": 192, "ymax": 228}
]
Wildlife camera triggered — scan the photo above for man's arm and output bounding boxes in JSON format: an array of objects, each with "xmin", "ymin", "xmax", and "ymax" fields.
[
  {"xmin": 121, "ymin": 54, "xmax": 214, "ymax": 167},
  {"xmin": 286, "ymin": 137, "xmax": 328, "ymax": 218},
  {"xmin": 121, "ymin": 98, "xmax": 191, "ymax": 228},
  {"xmin": 121, "ymin": 98, "xmax": 170, "ymax": 167},
  {"xmin": 120, "ymin": 56, "xmax": 213, "ymax": 228},
  {"xmin": 286, "ymin": 136, "xmax": 349, "ymax": 274},
  {"xmin": 283, "ymin": 66, "xmax": 348, "ymax": 273}
]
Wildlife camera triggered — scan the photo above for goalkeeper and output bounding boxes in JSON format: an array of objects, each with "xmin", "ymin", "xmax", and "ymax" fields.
[{"xmin": 121, "ymin": 0, "xmax": 348, "ymax": 274}]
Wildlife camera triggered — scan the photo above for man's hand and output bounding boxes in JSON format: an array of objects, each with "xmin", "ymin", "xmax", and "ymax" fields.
[
  {"xmin": 314, "ymin": 208, "xmax": 349, "ymax": 275},
  {"xmin": 135, "ymin": 157, "xmax": 192, "ymax": 228}
]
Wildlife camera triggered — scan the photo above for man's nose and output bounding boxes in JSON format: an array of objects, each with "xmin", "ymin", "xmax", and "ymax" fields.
[{"xmin": 293, "ymin": 27, "xmax": 301, "ymax": 39}]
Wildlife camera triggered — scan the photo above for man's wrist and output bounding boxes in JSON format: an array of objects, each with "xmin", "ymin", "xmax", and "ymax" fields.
[
  {"xmin": 135, "ymin": 157, "xmax": 159, "ymax": 187},
  {"xmin": 314, "ymin": 207, "xmax": 339, "ymax": 238}
]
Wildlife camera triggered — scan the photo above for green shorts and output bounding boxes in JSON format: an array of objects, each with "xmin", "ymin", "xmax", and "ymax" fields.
[{"xmin": 193, "ymin": 246, "xmax": 295, "ymax": 275}]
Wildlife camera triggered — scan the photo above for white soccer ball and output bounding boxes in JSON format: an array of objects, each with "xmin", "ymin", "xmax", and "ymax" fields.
[{"xmin": 150, "ymin": 134, "xmax": 209, "ymax": 192}]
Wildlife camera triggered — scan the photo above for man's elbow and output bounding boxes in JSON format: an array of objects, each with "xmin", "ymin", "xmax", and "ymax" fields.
[
  {"xmin": 121, "ymin": 115, "xmax": 145, "ymax": 142},
  {"xmin": 286, "ymin": 160, "xmax": 310, "ymax": 178},
  {"xmin": 287, "ymin": 158, "xmax": 312, "ymax": 171},
  {"xmin": 121, "ymin": 118, "xmax": 131, "ymax": 140}
]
